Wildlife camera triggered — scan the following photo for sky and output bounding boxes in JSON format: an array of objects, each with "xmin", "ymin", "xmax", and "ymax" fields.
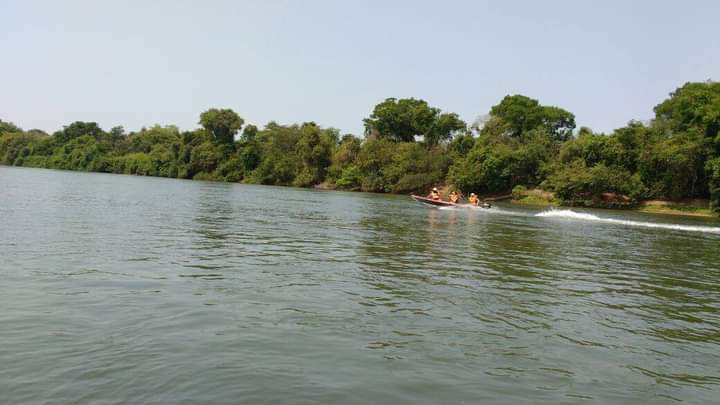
[{"xmin": 1, "ymin": 0, "xmax": 719, "ymax": 136}]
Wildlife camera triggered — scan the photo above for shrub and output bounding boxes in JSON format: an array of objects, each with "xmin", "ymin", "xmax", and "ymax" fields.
[
  {"xmin": 192, "ymin": 172, "xmax": 219, "ymax": 181},
  {"xmin": 511, "ymin": 185, "xmax": 527, "ymax": 199},
  {"xmin": 545, "ymin": 161, "xmax": 646, "ymax": 206},
  {"xmin": 335, "ymin": 165, "xmax": 362, "ymax": 190},
  {"xmin": 392, "ymin": 173, "xmax": 435, "ymax": 194},
  {"xmin": 707, "ymin": 158, "xmax": 720, "ymax": 212}
]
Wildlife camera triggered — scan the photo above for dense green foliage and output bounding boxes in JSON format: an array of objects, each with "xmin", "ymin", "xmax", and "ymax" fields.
[
  {"xmin": 448, "ymin": 82, "xmax": 720, "ymax": 210},
  {"xmin": 2, "ymin": 82, "xmax": 719, "ymax": 212},
  {"xmin": 199, "ymin": 108, "xmax": 245, "ymax": 145},
  {"xmin": 363, "ymin": 98, "xmax": 466, "ymax": 145}
]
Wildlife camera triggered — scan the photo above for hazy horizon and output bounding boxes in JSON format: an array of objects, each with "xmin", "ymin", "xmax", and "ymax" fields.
[{"xmin": 2, "ymin": 0, "xmax": 718, "ymax": 135}]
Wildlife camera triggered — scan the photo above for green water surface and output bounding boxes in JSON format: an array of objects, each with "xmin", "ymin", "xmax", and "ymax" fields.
[{"xmin": 1, "ymin": 166, "xmax": 719, "ymax": 404}]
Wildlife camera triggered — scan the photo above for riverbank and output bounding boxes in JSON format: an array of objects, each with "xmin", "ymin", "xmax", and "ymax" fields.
[
  {"xmin": 635, "ymin": 199, "xmax": 714, "ymax": 218},
  {"xmin": 508, "ymin": 187, "xmax": 560, "ymax": 207},
  {"xmin": 3, "ymin": 164, "xmax": 718, "ymax": 218},
  {"xmin": 3, "ymin": 80, "xmax": 719, "ymax": 223},
  {"xmin": 502, "ymin": 187, "xmax": 717, "ymax": 218}
]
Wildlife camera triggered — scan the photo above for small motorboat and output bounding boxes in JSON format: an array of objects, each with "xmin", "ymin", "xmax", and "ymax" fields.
[
  {"xmin": 411, "ymin": 195, "xmax": 458, "ymax": 207},
  {"xmin": 411, "ymin": 195, "xmax": 492, "ymax": 209}
]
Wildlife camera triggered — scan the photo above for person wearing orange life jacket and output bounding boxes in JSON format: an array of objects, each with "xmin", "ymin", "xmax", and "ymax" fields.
[
  {"xmin": 428, "ymin": 187, "xmax": 441, "ymax": 201},
  {"xmin": 449, "ymin": 191, "xmax": 460, "ymax": 204}
]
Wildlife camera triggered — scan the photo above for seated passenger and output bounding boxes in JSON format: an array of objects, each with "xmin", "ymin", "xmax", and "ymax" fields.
[
  {"xmin": 449, "ymin": 191, "xmax": 460, "ymax": 204},
  {"xmin": 468, "ymin": 193, "xmax": 479, "ymax": 206}
]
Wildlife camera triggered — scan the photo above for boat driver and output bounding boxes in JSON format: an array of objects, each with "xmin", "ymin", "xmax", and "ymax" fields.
[{"xmin": 429, "ymin": 187, "xmax": 441, "ymax": 200}]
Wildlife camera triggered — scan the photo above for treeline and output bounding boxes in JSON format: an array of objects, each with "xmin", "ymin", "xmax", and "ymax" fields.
[{"xmin": 1, "ymin": 81, "xmax": 719, "ymax": 212}]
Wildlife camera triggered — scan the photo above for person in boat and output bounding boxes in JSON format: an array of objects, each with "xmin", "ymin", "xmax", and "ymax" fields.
[
  {"xmin": 428, "ymin": 187, "xmax": 442, "ymax": 201},
  {"xmin": 468, "ymin": 193, "xmax": 479, "ymax": 206},
  {"xmin": 449, "ymin": 191, "xmax": 460, "ymax": 204}
]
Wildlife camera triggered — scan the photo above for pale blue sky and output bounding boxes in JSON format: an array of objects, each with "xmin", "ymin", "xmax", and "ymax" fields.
[{"xmin": 2, "ymin": 0, "xmax": 718, "ymax": 135}]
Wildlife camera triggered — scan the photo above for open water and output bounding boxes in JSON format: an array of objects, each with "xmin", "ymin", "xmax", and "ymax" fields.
[{"xmin": 1, "ymin": 166, "xmax": 720, "ymax": 404}]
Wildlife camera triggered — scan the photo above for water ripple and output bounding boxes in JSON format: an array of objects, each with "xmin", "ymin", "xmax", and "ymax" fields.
[{"xmin": 1, "ymin": 167, "xmax": 720, "ymax": 404}]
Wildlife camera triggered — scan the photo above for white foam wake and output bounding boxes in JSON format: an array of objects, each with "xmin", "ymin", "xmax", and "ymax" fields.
[
  {"xmin": 440, "ymin": 205, "xmax": 530, "ymax": 216},
  {"xmin": 535, "ymin": 209, "xmax": 720, "ymax": 234}
]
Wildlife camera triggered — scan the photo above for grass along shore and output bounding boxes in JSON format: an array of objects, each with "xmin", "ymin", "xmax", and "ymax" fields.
[
  {"xmin": 504, "ymin": 187, "xmax": 716, "ymax": 218},
  {"xmin": 635, "ymin": 199, "xmax": 714, "ymax": 218}
]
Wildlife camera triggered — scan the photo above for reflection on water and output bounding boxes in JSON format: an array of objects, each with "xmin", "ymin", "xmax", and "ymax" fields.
[{"xmin": 1, "ymin": 166, "xmax": 720, "ymax": 404}]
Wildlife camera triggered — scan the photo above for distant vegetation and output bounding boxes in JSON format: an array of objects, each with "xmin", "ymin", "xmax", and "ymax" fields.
[{"xmin": 2, "ymin": 81, "xmax": 719, "ymax": 213}]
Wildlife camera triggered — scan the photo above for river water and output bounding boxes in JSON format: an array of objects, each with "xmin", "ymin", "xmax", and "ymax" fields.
[{"xmin": 1, "ymin": 166, "xmax": 720, "ymax": 404}]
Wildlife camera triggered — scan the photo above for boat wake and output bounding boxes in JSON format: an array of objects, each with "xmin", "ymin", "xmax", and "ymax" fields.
[
  {"xmin": 535, "ymin": 209, "xmax": 720, "ymax": 234},
  {"xmin": 439, "ymin": 205, "xmax": 529, "ymax": 216},
  {"xmin": 473, "ymin": 206, "xmax": 529, "ymax": 216}
]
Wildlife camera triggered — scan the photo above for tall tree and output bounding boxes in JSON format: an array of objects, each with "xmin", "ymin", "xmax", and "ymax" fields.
[
  {"xmin": 53, "ymin": 121, "xmax": 103, "ymax": 144},
  {"xmin": 425, "ymin": 112, "xmax": 466, "ymax": 146},
  {"xmin": 363, "ymin": 98, "xmax": 465, "ymax": 145},
  {"xmin": 0, "ymin": 119, "xmax": 22, "ymax": 134},
  {"xmin": 363, "ymin": 98, "xmax": 436, "ymax": 142},
  {"xmin": 654, "ymin": 81, "xmax": 720, "ymax": 138},
  {"xmin": 488, "ymin": 95, "xmax": 575, "ymax": 142},
  {"xmin": 199, "ymin": 108, "xmax": 245, "ymax": 145}
]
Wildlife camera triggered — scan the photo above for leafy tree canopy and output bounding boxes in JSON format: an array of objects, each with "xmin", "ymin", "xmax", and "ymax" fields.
[
  {"xmin": 654, "ymin": 81, "xmax": 720, "ymax": 138},
  {"xmin": 199, "ymin": 108, "xmax": 245, "ymax": 145},
  {"xmin": 53, "ymin": 121, "xmax": 104, "ymax": 144},
  {"xmin": 0, "ymin": 119, "xmax": 22, "ymax": 134},
  {"xmin": 363, "ymin": 98, "xmax": 466, "ymax": 145},
  {"xmin": 488, "ymin": 95, "xmax": 576, "ymax": 142}
]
